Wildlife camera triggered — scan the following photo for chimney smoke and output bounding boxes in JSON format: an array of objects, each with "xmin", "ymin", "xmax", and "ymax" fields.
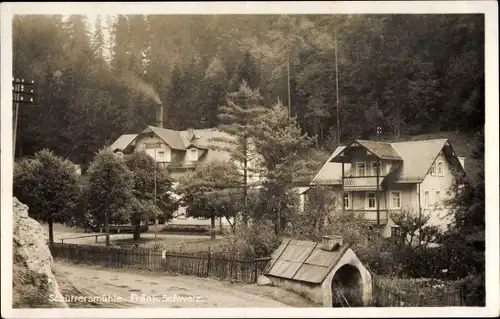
[{"xmin": 156, "ymin": 103, "xmax": 164, "ymax": 128}]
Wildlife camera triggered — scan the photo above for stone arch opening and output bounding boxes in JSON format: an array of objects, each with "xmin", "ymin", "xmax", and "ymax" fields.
[{"xmin": 331, "ymin": 264, "xmax": 363, "ymax": 307}]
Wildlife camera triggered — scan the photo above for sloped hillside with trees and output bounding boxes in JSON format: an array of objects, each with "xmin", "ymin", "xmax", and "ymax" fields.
[{"xmin": 13, "ymin": 14, "xmax": 484, "ymax": 170}]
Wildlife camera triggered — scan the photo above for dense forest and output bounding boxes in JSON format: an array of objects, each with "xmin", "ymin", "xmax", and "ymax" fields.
[{"xmin": 13, "ymin": 14, "xmax": 484, "ymax": 167}]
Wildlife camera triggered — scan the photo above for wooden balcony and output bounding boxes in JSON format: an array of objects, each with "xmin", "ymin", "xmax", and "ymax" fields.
[
  {"xmin": 343, "ymin": 176, "xmax": 383, "ymax": 191},
  {"xmin": 349, "ymin": 210, "xmax": 389, "ymax": 225}
]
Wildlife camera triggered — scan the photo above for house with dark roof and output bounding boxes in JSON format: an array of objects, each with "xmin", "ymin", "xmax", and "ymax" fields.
[
  {"xmin": 309, "ymin": 138, "xmax": 467, "ymax": 238},
  {"xmin": 109, "ymin": 126, "xmax": 241, "ymax": 179}
]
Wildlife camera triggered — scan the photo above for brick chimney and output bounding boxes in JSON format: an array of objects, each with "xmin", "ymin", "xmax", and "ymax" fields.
[
  {"xmin": 155, "ymin": 103, "xmax": 164, "ymax": 128},
  {"xmin": 321, "ymin": 235, "xmax": 343, "ymax": 251}
]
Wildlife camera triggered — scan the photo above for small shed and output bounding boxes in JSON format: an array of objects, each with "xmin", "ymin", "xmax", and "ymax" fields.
[{"xmin": 262, "ymin": 236, "xmax": 372, "ymax": 307}]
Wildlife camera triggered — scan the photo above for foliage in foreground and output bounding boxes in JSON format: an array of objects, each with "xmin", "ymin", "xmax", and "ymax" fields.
[
  {"xmin": 13, "ymin": 149, "xmax": 80, "ymax": 244},
  {"xmin": 212, "ymin": 220, "xmax": 280, "ymax": 260}
]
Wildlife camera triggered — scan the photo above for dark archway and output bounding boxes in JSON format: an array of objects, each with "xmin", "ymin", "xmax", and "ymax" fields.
[{"xmin": 331, "ymin": 264, "xmax": 363, "ymax": 307}]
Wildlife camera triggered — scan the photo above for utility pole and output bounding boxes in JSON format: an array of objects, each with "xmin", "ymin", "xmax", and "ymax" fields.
[
  {"xmin": 396, "ymin": 103, "xmax": 401, "ymax": 139},
  {"xmin": 12, "ymin": 78, "xmax": 35, "ymax": 161},
  {"xmin": 334, "ymin": 31, "xmax": 341, "ymax": 146},
  {"xmin": 154, "ymin": 148, "xmax": 157, "ymax": 244},
  {"xmin": 105, "ymin": 168, "xmax": 110, "ymax": 246},
  {"xmin": 287, "ymin": 57, "xmax": 291, "ymax": 118}
]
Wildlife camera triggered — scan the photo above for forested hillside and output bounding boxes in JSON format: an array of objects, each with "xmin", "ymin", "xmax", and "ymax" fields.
[{"xmin": 13, "ymin": 14, "xmax": 484, "ymax": 168}]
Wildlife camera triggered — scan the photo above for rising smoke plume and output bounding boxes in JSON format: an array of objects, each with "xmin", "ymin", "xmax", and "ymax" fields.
[{"xmin": 121, "ymin": 72, "xmax": 162, "ymax": 104}]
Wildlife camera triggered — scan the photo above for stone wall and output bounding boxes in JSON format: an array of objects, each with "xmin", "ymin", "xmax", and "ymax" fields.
[{"xmin": 12, "ymin": 198, "xmax": 68, "ymax": 308}]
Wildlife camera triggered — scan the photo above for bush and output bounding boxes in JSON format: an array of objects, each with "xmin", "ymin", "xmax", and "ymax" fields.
[
  {"xmin": 460, "ymin": 273, "xmax": 485, "ymax": 306},
  {"xmin": 323, "ymin": 210, "xmax": 388, "ymax": 270},
  {"xmin": 214, "ymin": 220, "xmax": 280, "ymax": 260}
]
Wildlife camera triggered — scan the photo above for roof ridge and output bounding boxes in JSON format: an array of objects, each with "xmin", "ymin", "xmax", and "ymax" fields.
[
  {"xmin": 355, "ymin": 139, "xmax": 392, "ymax": 144},
  {"xmin": 391, "ymin": 138, "xmax": 448, "ymax": 145}
]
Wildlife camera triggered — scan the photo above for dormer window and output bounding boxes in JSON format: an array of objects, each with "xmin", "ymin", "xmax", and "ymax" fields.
[{"xmin": 188, "ymin": 148, "xmax": 198, "ymax": 161}]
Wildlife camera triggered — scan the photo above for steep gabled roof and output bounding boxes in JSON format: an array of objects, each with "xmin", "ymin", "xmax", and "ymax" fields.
[
  {"xmin": 355, "ymin": 140, "xmax": 403, "ymax": 160},
  {"xmin": 309, "ymin": 146, "xmax": 348, "ymax": 186},
  {"xmin": 263, "ymin": 238, "xmax": 350, "ymax": 284},
  {"xmin": 391, "ymin": 139, "xmax": 449, "ymax": 182},
  {"xmin": 145, "ymin": 126, "xmax": 186, "ymax": 150},
  {"xmin": 311, "ymin": 138, "xmax": 462, "ymax": 185},
  {"xmin": 109, "ymin": 134, "xmax": 137, "ymax": 152}
]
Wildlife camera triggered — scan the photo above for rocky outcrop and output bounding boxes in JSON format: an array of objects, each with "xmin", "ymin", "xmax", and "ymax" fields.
[{"xmin": 12, "ymin": 198, "xmax": 68, "ymax": 308}]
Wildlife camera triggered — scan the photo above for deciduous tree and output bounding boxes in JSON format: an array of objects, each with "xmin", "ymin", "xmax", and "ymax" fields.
[
  {"xmin": 13, "ymin": 149, "xmax": 80, "ymax": 245},
  {"xmin": 176, "ymin": 161, "xmax": 242, "ymax": 239}
]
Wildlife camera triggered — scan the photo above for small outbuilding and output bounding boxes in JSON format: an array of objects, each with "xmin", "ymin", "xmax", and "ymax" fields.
[{"xmin": 261, "ymin": 235, "xmax": 372, "ymax": 307}]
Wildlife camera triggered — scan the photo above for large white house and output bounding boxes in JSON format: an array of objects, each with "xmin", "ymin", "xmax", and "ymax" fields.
[{"xmin": 308, "ymin": 138, "xmax": 467, "ymax": 238}]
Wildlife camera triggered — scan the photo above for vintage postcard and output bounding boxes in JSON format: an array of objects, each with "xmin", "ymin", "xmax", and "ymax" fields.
[{"xmin": 1, "ymin": 1, "xmax": 498, "ymax": 318}]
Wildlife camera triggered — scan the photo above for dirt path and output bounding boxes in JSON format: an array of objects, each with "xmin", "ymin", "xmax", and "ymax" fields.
[{"xmin": 53, "ymin": 262, "xmax": 316, "ymax": 308}]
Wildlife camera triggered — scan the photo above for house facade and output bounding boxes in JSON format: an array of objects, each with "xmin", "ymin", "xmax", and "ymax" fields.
[
  {"xmin": 309, "ymin": 139, "xmax": 466, "ymax": 238},
  {"xmin": 109, "ymin": 124, "xmax": 264, "ymax": 219},
  {"xmin": 109, "ymin": 126, "xmax": 235, "ymax": 179}
]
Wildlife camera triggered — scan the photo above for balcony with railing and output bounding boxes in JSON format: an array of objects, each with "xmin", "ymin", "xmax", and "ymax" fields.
[
  {"xmin": 343, "ymin": 176, "xmax": 384, "ymax": 191},
  {"xmin": 350, "ymin": 210, "xmax": 389, "ymax": 225}
]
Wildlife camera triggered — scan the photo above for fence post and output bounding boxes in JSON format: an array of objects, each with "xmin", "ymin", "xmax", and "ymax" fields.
[
  {"xmin": 95, "ymin": 235, "xmax": 98, "ymax": 243},
  {"xmin": 206, "ymin": 247, "xmax": 211, "ymax": 277},
  {"xmin": 254, "ymin": 260, "xmax": 258, "ymax": 283}
]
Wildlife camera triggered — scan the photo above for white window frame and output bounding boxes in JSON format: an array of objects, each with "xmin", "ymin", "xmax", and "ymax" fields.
[
  {"xmin": 356, "ymin": 162, "xmax": 366, "ymax": 177},
  {"xmin": 156, "ymin": 149, "xmax": 165, "ymax": 161},
  {"xmin": 366, "ymin": 192, "xmax": 376, "ymax": 209},
  {"xmin": 371, "ymin": 162, "xmax": 380, "ymax": 176},
  {"xmin": 386, "ymin": 163, "xmax": 391, "ymax": 175},
  {"xmin": 437, "ymin": 161, "xmax": 444, "ymax": 176},
  {"xmin": 343, "ymin": 192, "xmax": 351, "ymax": 209},
  {"xmin": 430, "ymin": 163, "xmax": 436, "ymax": 176},
  {"xmin": 424, "ymin": 191, "xmax": 430, "ymax": 207},
  {"xmin": 390, "ymin": 191, "xmax": 402, "ymax": 209},
  {"xmin": 188, "ymin": 148, "xmax": 198, "ymax": 161}
]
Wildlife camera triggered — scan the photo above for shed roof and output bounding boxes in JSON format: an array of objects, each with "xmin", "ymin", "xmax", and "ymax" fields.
[{"xmin": 263, "ymin": 238, "xmax": 349, "ymax": 284}]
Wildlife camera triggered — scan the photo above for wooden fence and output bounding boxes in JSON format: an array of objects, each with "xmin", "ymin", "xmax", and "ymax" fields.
[
  {"xmin": 49, "ymin": 243, "xmax": 270, "ymax": 284},
  {"xmin": 163, "ymin": 252, "xmax": 270, "ymax": 283},
  {"xmin": 50, "ymin": 243, "xmax": 163, "ymax": 270}
]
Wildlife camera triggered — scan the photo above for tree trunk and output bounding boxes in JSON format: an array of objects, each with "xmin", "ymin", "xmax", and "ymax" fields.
[
  {"xmin": 242, "ymin": 140, "xmax": 249, "ymax": 228},
  {"xmin": 225, "ymin": 216, "xmax": 235, "ymax": 234},
  {"xmin": 48, "ymin": 216, "xmax": 54, "ymax": 246},
  {"xmin": 104, "ymin": 210, "xmax": 110, "ymax": 246},
  {"xmin": 133, "ymin": 221, "xmax": 141, "ymax": 241},
  {"xmin": 210, "ymin": 212, "xmax": 216, "ymax": 240},
  {"xmin": 219, "ymin": 212, "xmax": 223, "ymax": 234}
]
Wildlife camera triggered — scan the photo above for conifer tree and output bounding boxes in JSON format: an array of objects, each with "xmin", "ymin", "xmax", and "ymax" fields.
[{"xmin": 212, "ymin": 81, "xmax": 268, "ymax": 226}]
